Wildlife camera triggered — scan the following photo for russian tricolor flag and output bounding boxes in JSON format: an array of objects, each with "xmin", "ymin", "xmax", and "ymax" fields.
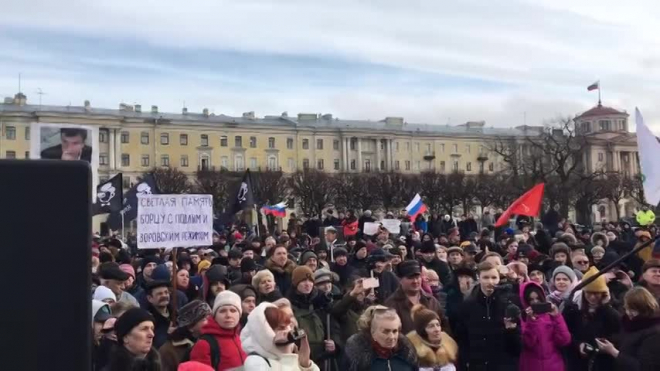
[
  {"xmin": 262, "ymin": 202, "xmax": 287, "ymax": 218},
  {"xmin": 405, "ymin": 194, "xmax": 427, "ymax": 220}
]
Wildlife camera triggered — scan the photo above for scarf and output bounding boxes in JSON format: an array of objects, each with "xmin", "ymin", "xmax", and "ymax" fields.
[{"xmin": 371, "ymin": 338, "xmax": 396, "ymax": 359}]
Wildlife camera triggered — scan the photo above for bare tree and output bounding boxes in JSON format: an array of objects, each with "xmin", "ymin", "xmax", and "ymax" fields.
[
  {"xmin": 146, "ymin": 167, "xmax": 193, "ymax": 194},
  {"xmin": 375, "ymin": 171, "xmax": 414, "ymax": 211},
  {"xmin": 194, "ymin": 169, "xmax": 236, "ymax": 215},
  {"xmin": 290, "ymin": 170, "xmax": 336, "ymax": 216},
  {"xmin": 418, "ymin": 171, "xmax": 444, "ymax": 213}
]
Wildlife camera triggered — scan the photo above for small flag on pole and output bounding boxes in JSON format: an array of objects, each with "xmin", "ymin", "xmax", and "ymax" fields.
[
  {"xmin": 262, "ymin": 202, "xmax": 287, "ymax": 217},
  {"xmin": 635, "ymin": 108, "xmax": 660, "ymax": 206},
  {"xmin": 405, "ymin": 194, "xmax": 427, "ymax": 220},
  {"xmin": 587, "ymin": 81, "xmax": 600, "ymax": 91},
  {"xmin": 495, "ymin": 184, "xmax": 545, "ymax": 227}
]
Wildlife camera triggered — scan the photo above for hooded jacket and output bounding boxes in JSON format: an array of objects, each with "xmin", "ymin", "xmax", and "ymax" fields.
[
  {"xmin": 188, "ymin": 316, "xmax": 246, "ymax": 370},
  {"xmin": 518, "ymin": 282, "xmax": 571, "ymax": 371},
  {"xmin": 241, "ymin": 303, "xmax": 321, "ymax": 371}
]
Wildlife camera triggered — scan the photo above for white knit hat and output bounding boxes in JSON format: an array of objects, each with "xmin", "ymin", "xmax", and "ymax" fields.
[
  {"xmin": 93, "ymin": 286, "xmax": 117, "ymax": 303},
  {"xmin": 212, "ymin": 290, "xmax": 242, "ymax": 317}
]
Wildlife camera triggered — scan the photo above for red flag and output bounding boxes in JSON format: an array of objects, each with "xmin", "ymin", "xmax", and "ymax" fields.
[{"xmin": 495, "ymin": 183, "xmax": 545, "ymax": 227}]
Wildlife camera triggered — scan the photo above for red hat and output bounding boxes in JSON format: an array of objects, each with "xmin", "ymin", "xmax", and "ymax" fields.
[
  {"xmin": 177, "ymin": 361, "xmax": 214, "ymax": 371},
  {"xmin": 233, "ymin": 231, "xmax": 244, "ymax": 240}
]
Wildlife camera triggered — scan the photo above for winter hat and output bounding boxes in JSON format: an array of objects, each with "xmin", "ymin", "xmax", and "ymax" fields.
[
  {"xmin": 643, "ymin": 259, "xmax": 660, "ymax": 272},
  {"xmin": 299, "ymin": 250, "xmax": 318, "ymax": 266},
  {"xmin": 140, "ymin": 255, "xmax": 162, "ymax": 271},
  {"xmin": 240, "ymin": 257, "xmax": 258, "ymax": 273},
  {"xmin": 91, "ymin": 300, "xmax": 113, "ymax": 327},
  {"xmin": 178, "ymin": 361, "xmax": 215, "ymax": 371},
  {"xmin": 314, "ymin": 269, "xmax": 333, "ymax": 285},
  {"xmin": 212, "ymin": 290, "xmax": 242, "ymax": 317},
  {"xmin": 559, "ymin": 233, "xmax": 578, "ymax": 245},
  {"xmin": 119, "ymin": 264, "xmax": 136, "ymax": 279},
  {"xmin": 550, "ymin": 243, "xmax": 571, "ymax": 259},
  {"xmin": 146, "ymin": 264, "xmax": 172, "ymax": 290},
  {"xmin": 397, "ymin": 260, "xmax": 422, "ymax": 278},
  {"xmin": 98, "ymin": 262, "xmax": 130, "ymax": 281},
  {"xmin": 115, "ymin": 308, "xmax": 155, "ymax": 345},
  {"xmin": 590, "ymin": 232, "xmax": 609, "ymax": 248},
  {"xmin": 411, "ymin": 304, "xmax": 440, "ymax": 340},
  {"xmin": 590, "ymin": 246, "xmax": 605, "ymax": 256},
  {"xmin": 177, "ymin": 300, "xmax": 212, "ymax": 328},
  {"xmin": 251, "ymin": 269, "xmax": 275, "ymax": 288},
  {"xmin": 582, "ymin": 267, "xmax": 609, "ymax": 294},
  {"xmin": 333, "ymin": 247, "xmax": 348, "ymax": 258},
  {"xmin": 205, "ymin": 265, "xmax": 230, "ymax": 286},
  {"xmin": 197, "ymin": 260, "xmax": 211, "ymax": 273},
  {"xmin": 552, "ymin": 265, "xmax": 577, "ymax": 284},
  {"xmin": 93, "ymin": 286, "xmax": 117, "ymax": 303},
  {"xmin": 446, "ymin": 246, "xmax": 464, "ymax": 256},
  {"xmin": 292, "ymin": 266, "xmax": 314, "ymax": 288},
  {"xmin": 420, "ymin": 241, "xmax": 436, "ymax": 254},
  {"xmin": 230, "ymin": 284, "xmax": 257, "ymax": 301},
  {"xmin": 527, "ymin": 263, "xmax": 544, "ymax": 276},
  {"xmin": 228, "ymin": 248, "xmax": 243, "ymax": 260},
  {"xmin": 453, "ymin": 262, "xmax": 477, "ymax": 279},
  {"xmin": 368, "ymin": 247, "xmax": 394, "ymax": 263}
]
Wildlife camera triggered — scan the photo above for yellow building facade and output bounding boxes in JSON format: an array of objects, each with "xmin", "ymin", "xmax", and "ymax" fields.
[{"xmin": 0, "ymin": 94, "xmax": 530, "ymax": 188}]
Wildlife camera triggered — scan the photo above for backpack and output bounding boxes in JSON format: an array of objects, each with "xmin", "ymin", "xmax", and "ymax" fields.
[
  {"xmin": 181, "ymin": 334, "xmax": 221, "ymax": 369},
  {"xmin": 247, "ymin": 352, "xmax": 271, "ymax": 367}
]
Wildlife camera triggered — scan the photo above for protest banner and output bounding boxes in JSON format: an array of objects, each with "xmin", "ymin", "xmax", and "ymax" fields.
[
  {"xmin": 137, "ymin": 194, "xmax": 213, "ymax": 249},
  {"xmin": 363, "ymin": 222, "xmax": 381, "ymax": 236},
  {"xmin": 381, "ymin": 219, "xmax": 401, "ymax": 234}
]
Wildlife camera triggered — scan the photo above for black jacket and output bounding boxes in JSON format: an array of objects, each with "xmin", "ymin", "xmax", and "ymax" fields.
[
  {"xmin": 303, "ymin": 219, "xmax": 322, "ymax": 237},
  {"xmin": 455, "ymin": 285, "xmax": 522, "ymax": 371},
  {"xmin": 459, "ymin": 218, "xmax": 478, "ymax": 239},
  {"xmin": 371, "ymin": 270, "xmax": 399, "ymax": 304},
  {"xmin": 331, "ymin": 261, "xmax": 355, "ymax": 289},
  {"xmin": 614, "ymin": 315, "xmax": 660, "ymax": 371},
  {"xmin": 101, "ymin": 345, "xmax": 161, "ymax": 371},
  {"xmin": 419, "ymin": 257, "xmax": 453, "ymax": 287},
  {"xmin": 146, "ymin": 304, "xmax": 172, "ymax": 350}
]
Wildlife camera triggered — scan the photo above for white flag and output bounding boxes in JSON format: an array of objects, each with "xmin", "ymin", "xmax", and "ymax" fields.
[{"xmin": 635, "ymin": 108, "xmax": 660, "ymax": 206}]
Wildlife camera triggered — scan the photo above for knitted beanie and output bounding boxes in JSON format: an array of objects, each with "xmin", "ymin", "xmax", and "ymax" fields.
[
  {"xmin": 93, "ymin": 286, "xmax": 117, "ymax": 303},
  {"xmin": 119, "ymin": 264, "xmax": 136, "ymax": 279},
  {"xmin": 115, "ymin": 308, "xmax": 155, "ymax": 345},
  {"xmin": 251, "ymin": 269, "xmax": 275, "ymax": 288},
  {"xmin": 313, "ymin": 269, "xmax": 333, "ymax": 285},
  {"xmin": 291, "ymin": 266, "xmax": 314, "ymax": 288},
  {"xmin": 411, "ymin": 304, "xmax": 440, "ymax": 340},
  {"xmin": 212, "ymin": 290, "xmax": 242, "ymax": 317},
  {"xmin": 582, "ymin": 267, "xmax": 609, "ymax": 294},
  {"xmin": 177, "ymin": 300, "xmax": 211, "ymax": 328},
  {"xmin": 552, "ymin": 265, "xmax": 577, "ymax": 284},
  {"xmin": 299, "ymin": 250, "xmax": 318, "ymax": 266}
]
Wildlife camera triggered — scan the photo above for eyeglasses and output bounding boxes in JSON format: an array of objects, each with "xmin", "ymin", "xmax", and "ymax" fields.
[{"xmin": 575, "ymin": 261, "xmax": 589, "ymax": 265}]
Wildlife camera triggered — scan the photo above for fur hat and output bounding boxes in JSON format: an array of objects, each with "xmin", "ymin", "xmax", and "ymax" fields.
[
  {"xmin": 582, "ymin": 267, "xmax": 609, "ymax": 294},
  {"xmin": 590, "ymin": 232, "xmax": 609, "ymax": 248},
  {"xmin": 590, "ymin": 246, "xmax": 605, "ymax": 256},
  {"xmin": 552, "ymin": 265, "xmax": 577, "ymax": 284},
  {"xmin": 550, "ymin": 243, "xmax": 571, "ymax": 259},
  {"xmin": 251, "ymin": 269, "xmax": 275, "ymax": 288},
  {"xmin": 177, "ymin": 300, "xmax": 212, "ymax": 328},
  {"xmin": 212, "ymin": 290, "xmax": 242, "ymax": 317},
  {"xmin": 643, "ymin": 259, "xmax": 660, "ymax": 273},
  {"xmin": 411, "ymin": 304, "xmax": 440, "ymax": 340},
  {"xmin": 291, "ymin": 266, "xmax": 314, "ymax": 288},
  {"xmin": 115, "ymin": 308, "xmax": 155, "ymax": 345},
  {"xmin": 240, "ymin": 257, "xmax": 258, "ymax": 273}
]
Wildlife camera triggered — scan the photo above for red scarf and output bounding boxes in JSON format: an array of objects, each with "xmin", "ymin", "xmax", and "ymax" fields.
[{"xmin": 371, "ymin": 338, "xmax": 396, "ymax": 359}]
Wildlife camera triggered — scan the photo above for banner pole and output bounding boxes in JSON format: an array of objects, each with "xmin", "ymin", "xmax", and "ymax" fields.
[{"xmin": 121, "ymin": 212, "xmax": 125, "ymax": 241}]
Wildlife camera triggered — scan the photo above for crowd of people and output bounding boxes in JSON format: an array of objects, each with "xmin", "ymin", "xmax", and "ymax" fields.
[{"xmin": 90, "ymin": 207, "xmax": 660, "ymax": 371}]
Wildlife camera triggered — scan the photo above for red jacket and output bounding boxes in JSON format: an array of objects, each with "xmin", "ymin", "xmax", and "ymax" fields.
[
  {"xmin": 189, "ymin": 316, "xmax": 246, "ymax": 371},
  {"xmin": 342, "ymin": 219, "xmax": 359, "ymax": 237}
]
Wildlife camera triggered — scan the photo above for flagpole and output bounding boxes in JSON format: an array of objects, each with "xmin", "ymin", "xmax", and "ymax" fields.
[{"xmin": 598, "ymin": 82, "xmax": 602, "ymax": 106}]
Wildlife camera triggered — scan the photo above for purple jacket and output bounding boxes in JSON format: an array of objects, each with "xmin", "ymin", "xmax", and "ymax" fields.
[{"xmin": 519, "ymin": 281, "xmax": 571, "ymax": 371}]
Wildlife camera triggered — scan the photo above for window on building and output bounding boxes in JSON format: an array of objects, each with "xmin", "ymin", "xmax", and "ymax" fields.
[
  {"xmin": 201, "ymin": 135, "xmax": 209, "ymax": 147},
  {"xmin": 6, "ymin": 150, "xmax": 16, "ymax": 159},
  {"xmin": 599, "ymin": 120, "xmax": 612, "ymax": 131},
  {"xmin": 250, "ymin": 158, "xmax": 257, "ymax": 169},
  {"xmin": 466, "ymin": 162, "xmax": 472, "ymax": 171},
  {"xmin": 426, "ymin": 143, "xmax": 431, "ymax": 153},
  {"xmin": 100, "ymin": 154, "xmax": 109, "ymax": 165},
  {"xmin": 489, "ymin": 162, "xmax": 494, "ymax": 172},
  {"xmin": 415, "ymin": 161, "xmax": 420, "ymax": 170},
  {"xmin": 333, "ymin": 140, "xmax": 340, "ymax": 150},
  {"xmin": 453, "ymin": 159, "xmax": 459, "ymax": 171},
  {"xmin": 303, "ymin": 158, "xmax": 310, "ymax": 169},
  {"xmin": 180, "ymin": 134, "xmax": 188, "ymax": 145},
  {"xmin": 161, "ymin": 155, "xmax": 169, "ymax": 167},
  {"xmin": 302, "ymin": 139, "xmax": 309, "ymax": 150},
  {"xmin": 220, "ymin": 135, "xmax": 227, "ymax": 147},
  {"xmin": 287, "ymin": 138, "xmax": 294, "ymax": 149},
  {"xmin": 221, "ymin": 156, "xmax": 229, "ymax": 169},
  {"xmin": 250, "ymin": 136, "xmax": 257, "ymax": 148},
  {"xmin": 268, "ymin": 137, "xmax": 275, "ymax": 149},
  {"xmin": 235, "ymin": 136, "xmax": 242, "ymax": 148},
  {"xmin": 598, "ymin": 152, "xmax": 604, "ymax": 162},
  {"xmin": 395, "ymin": 161, "xmax": 400, "ymax": 170},
  {"xmin": 395, "ymin": 142, "xmax": 400, "ymax": 152},
  {"xmin": 440, "ymin": 161, "xmax": 446, "ymax": 172},
  {"xmin": 121, "ymin": 154, "xmax": 130, "ymax": 167},
  {"xmin": 160, "ymin": 133, "xmax": 169, "ymax": 145},
  {"xmin": 350, "ymin": 138, "xmax": 357, "ymax": 150},
  {"xmin": 317, "ymin": 139, "xmax": 323, "ymax": 150},
  {"xmin": 440, "ymin": 143, "xmax": 445, "ymax": 153},
  {"xmin": 121, "ymin": 131, "xmax": 129, "ymax": 143},
  {"xmin": 582, "ymin": 121, "xmax": 591, "ymax": 133},
  {"xmin": 381, "ymin": 160, "xmax": 385, "ymax": 170},
  {"xmin": 141, "ymin": 132, "xmax": 150, "ymax": 145},
  {"xmin": 6, "ymin": 126, "xmax": 16, "ymax": 140},
  {"xmin": 381, "ymin": 140, "xmax": 386, "ymax": 150},
  {"xmin": 235, "ymin": 155, "xmax": 244, "ymax": 171},
  {"xmin": 24, "ymin": 126, "xmax": 30, "ymax": 140},
  {"xmin": 351, "ymin": 160, "xmax": 356, "ymax": 170},
  {"xmin": 317, "ymin": 159, "xmax": 324, "ymax": 170},
  {"xmin": 181, "ymin": 155, "xmax": 189, "ymax": 167},
  {"xmin": 415, "ymin": 142, "xmax": 420, "ymax": 152},
  {"xmin": 334, "ymin": 159, "xmax": 340, "ymax": 170},
  {"xmin": 268, "ymin": 156, "xmax": 277, "ymax": 170},
  {"xmin": 405, "ymin": 142, "xmax": 410, "ymax": 151},
  {"xmin": 288, "ymin": 158, "xmax": 295, "ymax": 171},
  {"xmin": 453, "ymin": 144, "xmax": 458, "ymax": 153},
  {"xmin": 405, "ymin": 161, "xmax": 411, "ymax": 171},
  {"xmin": 123, "ymin": 177, "xmax": 131, "ymax": 190},
  {"xmin": 99, "ymin": 129, "xmax": 108, "ymax": 143},
  {"xmin": 466, "ymin": 145, "xmax": 471, "ymax": 154},
  {"xmin": 200, "ymin": 156, "xmax": 209, "ymax": 170},
  {"xmin": 479, "ymin": 162, "xmax": 485, "ymax": 173},
  {"xmin": 364, "ymin": 160, "xmax": 371, "ymax": 172},
  {"xmin": 24, "ymin": 151, "xmax": 29, "ymax": 159},
  {"xmin": 141, "ymin": 155, "xmax": 150, "ymax": 167}
]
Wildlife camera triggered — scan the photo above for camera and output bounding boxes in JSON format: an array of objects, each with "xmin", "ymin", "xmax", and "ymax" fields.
[{"xmin": 583, "ymin": 343, "xmax": 598, "ymax": 355}]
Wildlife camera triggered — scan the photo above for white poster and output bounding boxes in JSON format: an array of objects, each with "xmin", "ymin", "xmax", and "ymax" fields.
[
  {"xmin": 30, "ymin": 122, "xmax": 99, "ymax": 198},
  {"xmin": 381, "ymin": 219, "xmax": 401, "ymax": 234},
  {"xmin": 363, "ymin": 222, "xmax": 381, "ymax": 236},
  {"xmin": 137, "ymin": 194, "xmax": 214, "ymax": 249}
]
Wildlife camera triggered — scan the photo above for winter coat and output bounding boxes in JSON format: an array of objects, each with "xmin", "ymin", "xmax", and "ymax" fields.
[
  {"xmin": 330, "ymin": 261, "xmax": 355, "ymax": 289},
  {"xmin": 101, "ymin": 345, "xmax": 162, "ymax": 371},
  {"xmin": 158, "ymin": 331, "xmax": 195, "ymax": 371},
  {"xmin": 518, "ymin": 282, "xmax": 571, "ymax": 371},
  {"xmin": 188, "ymin": 317, "xmax": 246, "ymax": 370},
  {"xmin": 342, "ymin": 332, "xmax": 418, "ymax": 371},
  {"xmin": 303, "ymin": 219, "xmax": 322, "ymax": 238},
  {"xmin": 371, "ymin": 270, "xmax": 400, "ymax": 304},
  {"xmin": 265, "ymin": 258, "xmax": 297, "ymax": 296},
  {"xmin": 241, "ymin": 302, "xmax": 321, "ymax": 371},
  {"xmin": 420, "ymin": 257, "xmax": 453, "ymax": 287},
  {"xmin": 407, "ymin": 331, "xmax": 458, "ymax": 369},
  {"xmin": 146, "ymin": 304, "xmax": 174, "ymax": 350},
  {"xmin": 286, "ymin": 289, "xmax": 328, "ymax": 365},
  {"xmin": 330, "ymin": 292, "xmax": 368, "ymax": 343},
  {"xmin": 613, "ymin": 315, "xmax": 660, "ymax": 371},
  {"xmin": 459, "ymin": 219, "xmax": 478, "ymax": 239},
  {"xmin": 384, "ymin": 287, "xmax": 449, "ymax": 335},
  {"xmin": 562, "ymin": 298, "xmax": 621, "ymax": 371},
  {"xmin": 481, "ymin": 213, "xmax": 495, "ymax": 229},
  {"xmin": 441, "ymin": 218, "xmax": 457, "ymax": 235},
  {"xmin": 415, "ymin": 219, "xmax": 429, "ymax": 233},
  {"xmin": 348, "ymin": 255, "xmax": 368, "ymax": 274},
  {"xmin": 454, "ymin": 285, "xmax": 522, "ymax": 371}
]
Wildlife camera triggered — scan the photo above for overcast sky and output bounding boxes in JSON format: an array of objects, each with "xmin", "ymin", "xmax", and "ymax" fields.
[{"xmin": 2, "ymin": 0, "xmax": 659, "ymax": 129}]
